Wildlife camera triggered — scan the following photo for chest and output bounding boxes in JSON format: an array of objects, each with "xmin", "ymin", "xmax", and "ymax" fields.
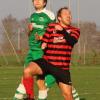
[
  {"xmin": 49, "ymin": 33, "xmax": 66, "ymax": 44},
  {"xmin": 31, "ymin": 13, "xmax": 50, "ymax": 25}
]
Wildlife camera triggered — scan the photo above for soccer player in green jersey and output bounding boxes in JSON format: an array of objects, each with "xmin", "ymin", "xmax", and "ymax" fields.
[{"xmin": 13, "ymin": 0, "xmax": 55, "ymax": 100}]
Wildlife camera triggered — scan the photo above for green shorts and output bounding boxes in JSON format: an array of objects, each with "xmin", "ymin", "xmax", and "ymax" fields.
[{"xmin": 24, "ymin": 50, "xmax": 43, "ymax": 67}]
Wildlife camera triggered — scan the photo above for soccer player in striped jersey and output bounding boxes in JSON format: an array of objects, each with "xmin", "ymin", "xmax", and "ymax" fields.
[
  {"xmin": 13, "ymin": 0, "xmax": 55, "ymax": 100},
  {"xmin": 22, "ymin": 7, "xmax": 80, "ymax": 100}
]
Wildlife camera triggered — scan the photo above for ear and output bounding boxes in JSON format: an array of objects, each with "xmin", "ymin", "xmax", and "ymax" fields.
[
  {"xmin": 43, "ymin": 2, "xmax": 46, "ymax": 7},
  {"xmin": 58, "ymin": 16, "xmax": 61, "ymax": 21}
]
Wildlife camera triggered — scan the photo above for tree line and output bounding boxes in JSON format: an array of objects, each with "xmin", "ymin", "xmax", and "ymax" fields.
[{"xmin": 0, "ymin": 15, "xmax": 100, "ymax": 57}]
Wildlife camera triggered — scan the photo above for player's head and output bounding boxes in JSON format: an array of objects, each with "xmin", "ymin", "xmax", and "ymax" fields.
[
  {"xmin": 57, "ymin": 7, "xmax": 72, "ymax": 26},
  {"xmin": 32, "ymin": 0, "xmax": 47, "ymax": 10}
]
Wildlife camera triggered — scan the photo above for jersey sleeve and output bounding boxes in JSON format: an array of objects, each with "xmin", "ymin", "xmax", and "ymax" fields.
[
  {"xmin": 49, "ymin": 13, "xmax": 56, "ymax": 23},
  {"xmin": 43, "ymin": 9, "xmax": 56, "ymax": 23},
  {"xmin": 61, "ymin": 27, "xmax": 80, "ymax": 46},
  {"xmin": 70, "ymin": 27, "xmax": 80, "ymax": 41}
]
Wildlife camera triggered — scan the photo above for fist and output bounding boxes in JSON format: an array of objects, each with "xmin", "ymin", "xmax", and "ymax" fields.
[
  {"xmin": 28, "ymin": 23, "xmax": 33, "ymax": 31},
  {"xmin": 35, "ymin": 33, "xmax": 42, "ymax": 40},
  {"xmin": 41, "ymin": 42, "xmax": 47, "ymax": 49},
  {"xmin": 55, "ymin": 25, "xmax": 63, "ymax": 31}
]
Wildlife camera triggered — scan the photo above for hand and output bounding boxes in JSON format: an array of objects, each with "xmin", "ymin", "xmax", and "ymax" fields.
[
  {"xmin": 35, "ymin": 33, "xmax": 42, "ymax": 40},
  {"xmin": 55, "ymin": 25, "xmax": 63, "ymax": 31},
  {"xmin": 28, "ymin": 23, "xmax": 33, "ymax": 31},
  {"xmin": 41, "ymin": 42, "xmax": 47, "ymax": 49}
]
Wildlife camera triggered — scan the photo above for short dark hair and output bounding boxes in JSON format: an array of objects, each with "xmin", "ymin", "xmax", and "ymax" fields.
[
  {"xmin": 57, "ymin": 7, "xmax": 69, "ymax": 20},
  {"xmin": 44, "ymin": 0, "xmax": 47, "ymax": 7}
]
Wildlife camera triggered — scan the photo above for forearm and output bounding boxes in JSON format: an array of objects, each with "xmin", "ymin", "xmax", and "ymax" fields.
[{"xmin": 61, "ymin": 29, "xmax": 78, "ymax": 46}]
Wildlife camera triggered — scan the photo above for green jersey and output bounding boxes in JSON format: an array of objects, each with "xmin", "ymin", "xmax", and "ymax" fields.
[{"xmin": 29, "ymin": 8, "xmax": 55, "ymax": 50}]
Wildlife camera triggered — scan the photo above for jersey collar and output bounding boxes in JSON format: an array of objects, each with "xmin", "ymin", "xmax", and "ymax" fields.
[{"xmin": 36, "ymin": 8, "xmax": 46, "ymax": 13}]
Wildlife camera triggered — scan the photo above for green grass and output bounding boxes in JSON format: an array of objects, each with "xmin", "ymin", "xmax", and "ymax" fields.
[
  {"xmin": 71, "ymin": 66, "xmax": 100, "ymax": 100},
  {"xmin": 0, "ymin": 65, "xmax": 100, "ymax": 100}
]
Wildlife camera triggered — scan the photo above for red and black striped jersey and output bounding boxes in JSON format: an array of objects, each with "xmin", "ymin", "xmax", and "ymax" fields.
[{"xmin": 42, "ymin": 23, "xmax": 80, "ymax": 70}]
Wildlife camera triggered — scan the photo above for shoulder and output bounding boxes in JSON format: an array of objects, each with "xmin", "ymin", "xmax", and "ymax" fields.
[
  {"xmin": 68, "ymin": 26, "xmax": 80, "ymax": 35},
  {"xmin": 30, "ymin": 12, "xmax": 37, "ymax": 17},
  {"xmin": 46, "ymin": 23, "xmax": 57, "ymax": 32},
  {"xmin": 29, "ymin": 12, "xmax": 39, "ymax": 22},
  {"xmin": 30, "ymin": 12, "xmax": 36, "ymax": 19},
  {"xmin": 69, "ymin": 25, "xmax": 80, "ymax": 32},
  {"xmin": 48, "ymin": 23, "xmax": 57, "ymax": 27},
  {"xmin": 43, "ymin": 9, "xmax": 55, "ymax": 20}
]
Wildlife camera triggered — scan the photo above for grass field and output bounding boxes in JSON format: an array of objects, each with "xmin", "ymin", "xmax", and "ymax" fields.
[{"xmin": 0, "ymin": 64, "xmax": 100, "ymax": 100}]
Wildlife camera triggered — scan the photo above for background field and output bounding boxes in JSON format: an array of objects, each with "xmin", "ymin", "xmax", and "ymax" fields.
[{"xmin": 0, "ymin": 64, "xmax": 100, "ymax": 100}]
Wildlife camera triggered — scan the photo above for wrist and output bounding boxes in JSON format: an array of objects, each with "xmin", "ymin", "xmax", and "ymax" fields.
[{"xmin": 31, "ymin": 23, "xmax": 34, "ymax": 28}]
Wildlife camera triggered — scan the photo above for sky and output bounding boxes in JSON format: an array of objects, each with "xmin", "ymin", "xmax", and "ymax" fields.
[{"xmin": 0, "ymin": 0, "xmax": 100, "ymax": 26}]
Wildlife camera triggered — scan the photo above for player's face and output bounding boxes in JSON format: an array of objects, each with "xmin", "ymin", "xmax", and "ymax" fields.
[
  {"xmin": 33, "ymin": 0, "xmax": 46, "ymax": 10},
  {"xmin": 58, "ymin": 9, "xmax": 72, "ymax": 26}
]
